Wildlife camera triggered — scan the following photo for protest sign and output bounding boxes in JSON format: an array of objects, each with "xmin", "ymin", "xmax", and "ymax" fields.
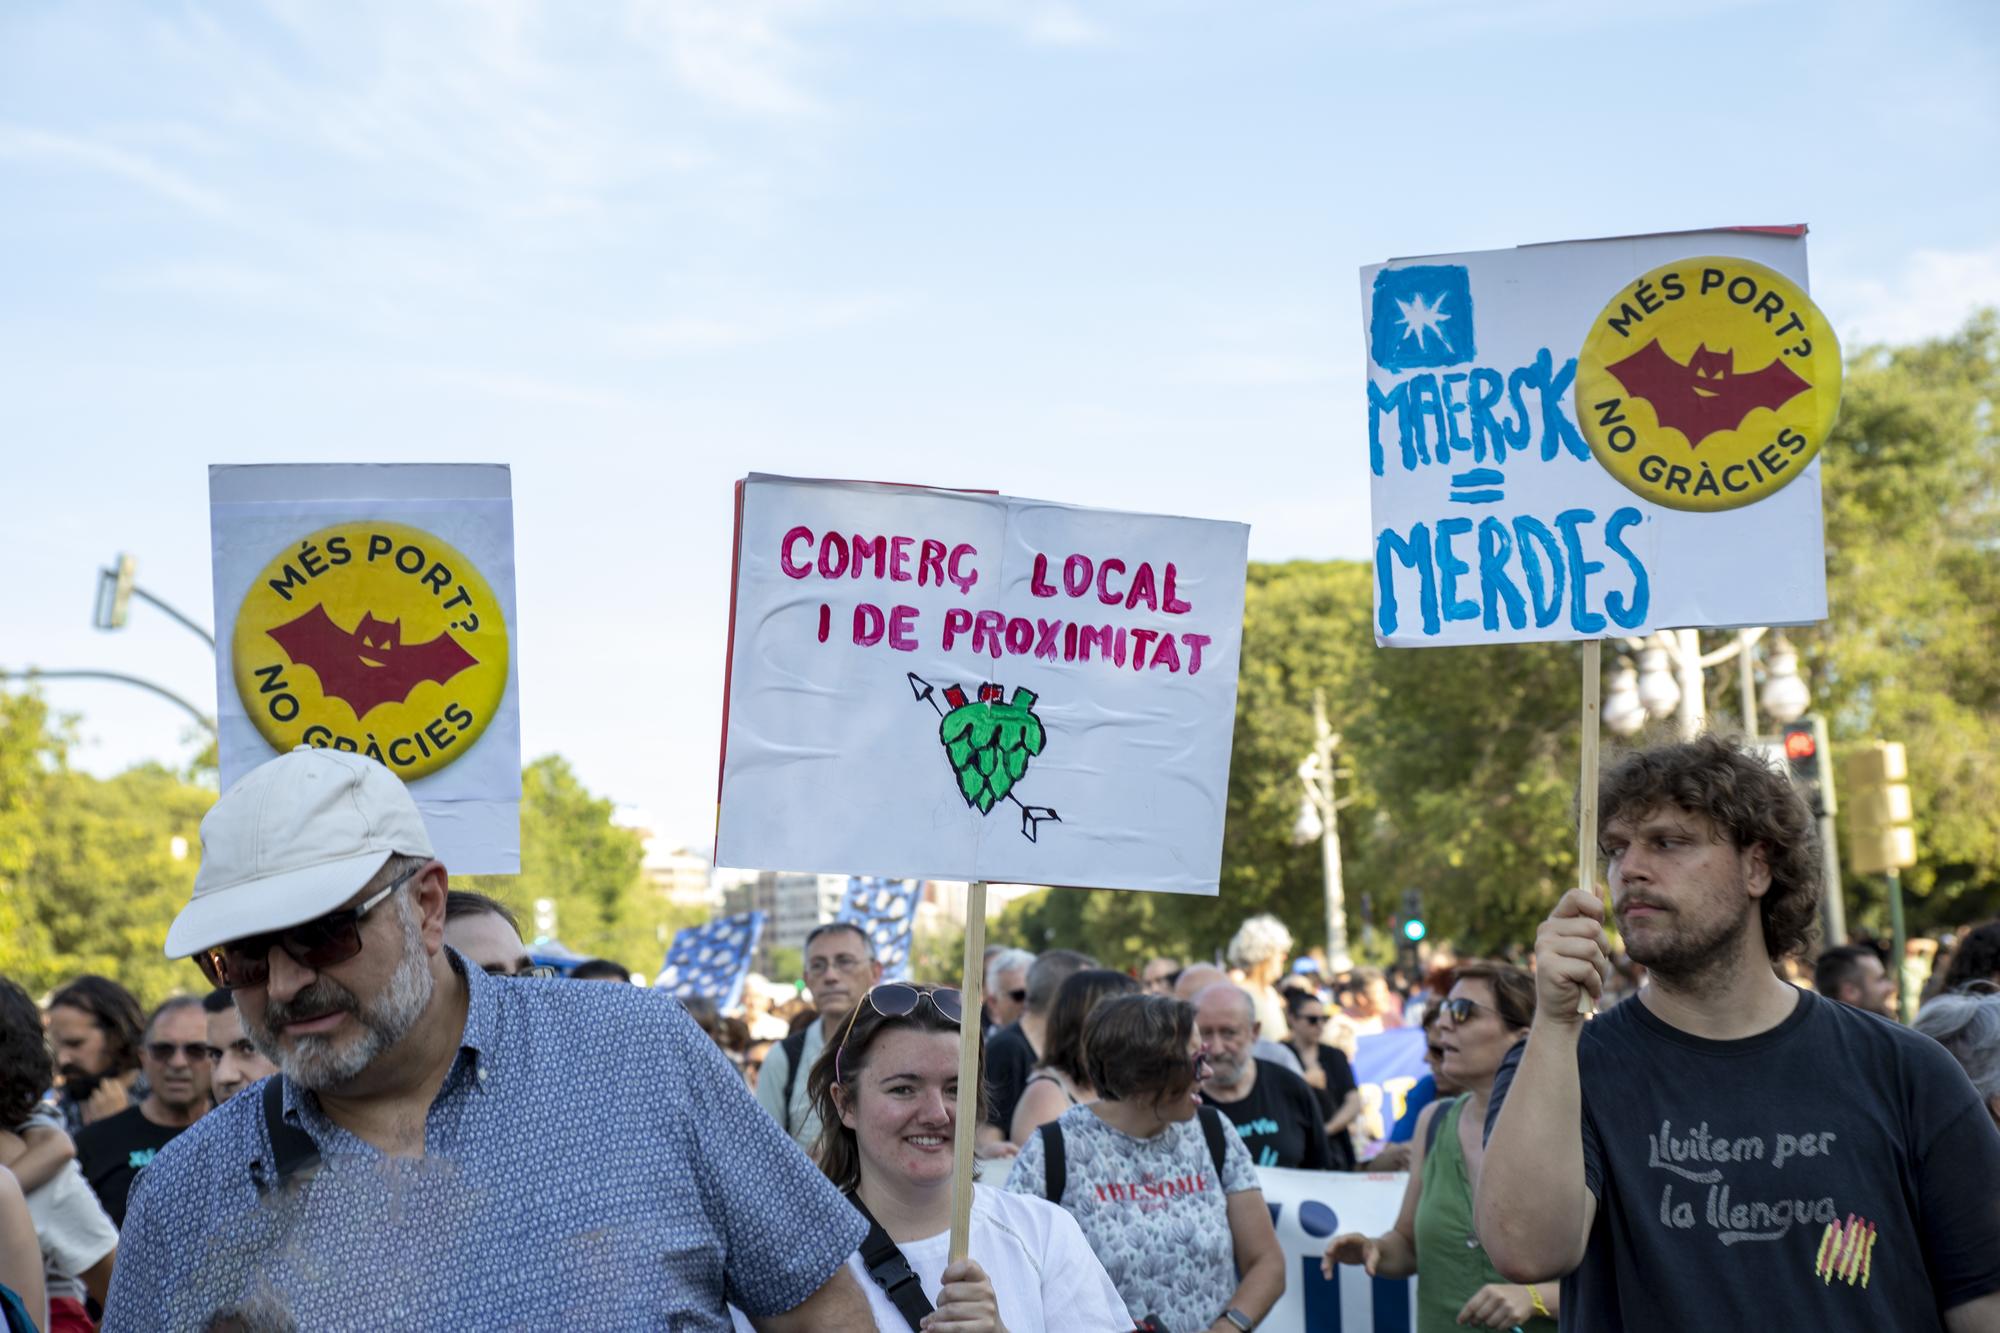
[
  {"xmin": 209, "ymin": 463, "xmax": 521, "ymax": 873},
  {"xmin": 715, "ymin": 474, "xmax": 1251, "ymax": 895},
  {"xmin": 836, "ymin": 877, "xmax": 925, "ymax": 981},
  {"xmin": 1362, "ymin": 227, "xmax": 1838, "ymax": 649},
  {"xmin": 717, "ymin": 472, "xmax": 1251, "ymax": 1258},
  {"xmin": 654, "ymin": 911, "xmax": 766, "ymax": 1011}
]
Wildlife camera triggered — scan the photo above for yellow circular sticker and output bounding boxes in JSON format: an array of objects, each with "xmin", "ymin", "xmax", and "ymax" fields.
[
  {"xmin": 233, "ymin": 521, "xmax": 509, "ymax": 779},
  {"xmin": 1576, "ymin": 256, "xmax": 1841, "ymax": 512}
]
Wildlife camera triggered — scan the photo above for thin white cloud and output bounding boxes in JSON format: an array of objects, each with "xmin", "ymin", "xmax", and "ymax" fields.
[
  {"xmin": 1024, "ymin": 4, "xmax": 1109, "ymax": 47},
  {"xmin": 616, "ymin": 292, "xmax": 907, "ymax": 353},
  {"xmin": 622, "ymin": 0, "xmax": 827, "ymax": 117},
  {"xmin": 1820, "ymin": 243, "xmax": 2000, "ymax": 346},
  {"xmin": 0, "ymin": 124, "xmax": 233, "ymax": 219}
]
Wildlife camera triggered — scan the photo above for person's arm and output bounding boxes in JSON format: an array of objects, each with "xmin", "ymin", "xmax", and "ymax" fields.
[
  {"xmin": 1944, "ymin": 1291, "xmax": 2000, "ymax": 1332},
  {"xmin": 6, "ymin": 1121, "xmax": 77, "ymax": 1193},
  {"xmin": 1326, "ymin": 1088, "xmax": 1362, "ymax": 1135},
  {"xmin": 0, "ymin": 1169, "xmax": 46, "ymax": 1333},
  {"xmin": 1210, "ymin": 1190, "xmax": 1284, "ymax": 1331},
  {"xmin": 753, "ymin": 1041, "xmax": 791, "ymax": 1130},
  {"xmin": 1009, "ymin": 1077, "xmax": 1066, "ymax": 1146},
  {"xmin": 1477, "ymin": 888, "xmax": 1608, "ymax": 1284},
  {"xmin": 1297, "ymin": 1082, "xmax": 1334, "ymax": 1171},
  {"xmin": 747, "ymin": 1264, "xmax": 873, "ymax": 1332},
  {"xmin": 1323, "ymin": 1098, "xmax": 1433, "ymax": 1279},
  {"xmin": 81, "ymin": 1249, "xmax": 117, "ymax": 1308}
]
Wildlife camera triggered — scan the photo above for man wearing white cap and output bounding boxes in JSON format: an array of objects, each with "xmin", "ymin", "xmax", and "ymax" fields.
[{"xmin": 105, "ymin": 747, "xmax": 871, "ymax": 1331}]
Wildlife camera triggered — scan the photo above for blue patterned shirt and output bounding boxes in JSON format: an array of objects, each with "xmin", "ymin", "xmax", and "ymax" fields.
[{"xmin": 103, "ymin": 951, "xmax": 865, "ymax": 1331}]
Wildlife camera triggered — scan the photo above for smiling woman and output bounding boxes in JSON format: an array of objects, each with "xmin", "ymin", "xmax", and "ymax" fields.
[{"xmin": 747, "ymin": 982, "xmax": 1131, "ymax": 1333}]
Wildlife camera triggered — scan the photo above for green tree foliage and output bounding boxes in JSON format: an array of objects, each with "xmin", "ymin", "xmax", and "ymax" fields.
[
  {"xmin": 453, "ymin": 755, "xmax": 692, "ymax": 974},
  {"xmin": 1000, "ymin": 314, "xmax": 2000, "ymax": 962},
  {"xmin": 0, "ymin": 693, "xmax": 214, "ymax": 1003}
]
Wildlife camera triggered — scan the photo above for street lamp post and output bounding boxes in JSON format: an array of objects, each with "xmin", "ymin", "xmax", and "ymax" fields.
[{"xmin": 1293, "ymin": 689, "xmax": 1354, "ymax": 973}]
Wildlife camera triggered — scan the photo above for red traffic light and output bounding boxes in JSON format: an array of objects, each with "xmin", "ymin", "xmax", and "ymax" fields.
[{"xmin": 1784, "ymin": 730, "xmax": 1817, "ymax": 761}]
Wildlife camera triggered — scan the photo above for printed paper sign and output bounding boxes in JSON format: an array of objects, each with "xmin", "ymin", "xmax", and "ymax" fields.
[
  {"xmin": 715, "ymin": 475, "xmax": 1249, "ymax": 894},
  {"xmin": 1362, "ymin": 228, "xmax": 1836, "ymax": 647},
  {"xmin": 209, "ymin": 464, "xmax": 522, "ymax": 873}
]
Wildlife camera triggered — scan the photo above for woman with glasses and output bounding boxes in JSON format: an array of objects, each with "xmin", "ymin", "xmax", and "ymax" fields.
[
  {"xmin": 1006, "ymin": 992, "xmax": 1284, "ymax": 1333},
  {"xmin": 1323, "ymin": 960, "xmax": 1557, "ymax": 1332},
  {"xmin": 1283, "ymin": 987, "xmax": 1362, "ymax": 1169},
  {"xmin": 732, "ymin": 981, "xmax": 1129, "ymax": 1332},
  {"xmin": 1008, "ymin": 968, "xmax": 1139, "ymax": 1145}
]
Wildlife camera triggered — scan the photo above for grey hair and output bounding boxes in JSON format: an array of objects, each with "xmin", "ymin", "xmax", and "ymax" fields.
[
  {"xmin": 1227, "ymin": 914, "xmax": 1293, "ymax": 970},
  {"xmin": 1913, "ymin": 990, "xmax": 2000, "ymax": 1102},
  {"xmin": 985, "ymin": 948, "xmax": 1036, "ymax": 994}
]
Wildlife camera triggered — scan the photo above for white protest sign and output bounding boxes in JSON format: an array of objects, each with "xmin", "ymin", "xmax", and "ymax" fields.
[
  {"xmin": 210, "ymin": 464, "xmax": 521, "ymax": 873},
  {"xmin": 715, "ymin": 475, "xmax": 1249, "ymax": 893},
  {"xmin": 1363, "ymin": 227, "xmax": 1837, "ymax": 647}
]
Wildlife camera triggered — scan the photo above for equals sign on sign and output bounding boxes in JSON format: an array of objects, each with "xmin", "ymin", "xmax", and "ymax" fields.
[{"xmin": 1449, "ymin": 468, "xmax": 1505, "ymax": 504}]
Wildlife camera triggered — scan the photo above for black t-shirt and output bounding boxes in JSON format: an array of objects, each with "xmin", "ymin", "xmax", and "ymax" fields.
[
  {"xmin": 1487, "ymin": 988, "xmax": 2000, "ymax": 1331},
  {"xmin": 984, "ymin": 1022, "xmax": 1037, "ymax": 1132},
  {"xmin": 75, "ymin": 1104, "xmax": 192, "ymax": 1228},
  {"xmin": 1201, "ymin": 1058, "xmax": 1333, "ymax": 1170},
  {"xmin": 1300, "ymin": 1042, "xmax": 1359, "ymax": 1170}
]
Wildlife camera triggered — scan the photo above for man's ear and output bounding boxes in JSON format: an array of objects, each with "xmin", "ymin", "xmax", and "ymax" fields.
[
  {"xmin": 868, "ymin": 959, "xmax": 884, "ymax": 986},
  {"xmin": 1743, "ymin": 843, "xmax": 1773, "ymax": 900},
  {"xmin": 416, "ymin": 860, "xmax": 450, "ymax": 951}
]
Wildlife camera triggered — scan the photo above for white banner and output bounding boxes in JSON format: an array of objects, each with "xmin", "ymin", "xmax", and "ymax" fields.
[
  {"xmin": 209, "ymin": 464, "xmax": 521, "ymax": 873},
  {"xmin": 715, "ymin": 474, "xmax": 1249, "ymax": 894},
  {"xmin": 1363, "ymin": 227, "xmax": 1835, "ymax": 647}
]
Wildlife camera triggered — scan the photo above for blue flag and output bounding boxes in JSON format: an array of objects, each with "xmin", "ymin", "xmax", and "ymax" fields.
[
  {"xmin": 836, "ymin": 877, "xmax": 924, "ymax": 981},
  {"xmin": 654, "ymin": 911, "xmax": 765, "ymax": 1011}
]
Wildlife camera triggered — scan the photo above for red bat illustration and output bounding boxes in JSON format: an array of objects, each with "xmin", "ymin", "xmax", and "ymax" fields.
[
  {"xmin": 1605, "ymin": 340, "xmax": 1811, "ymax": 449},
  {"xmin": 266, "ymin": 605, "xmax": 478, "ymax": 718}
]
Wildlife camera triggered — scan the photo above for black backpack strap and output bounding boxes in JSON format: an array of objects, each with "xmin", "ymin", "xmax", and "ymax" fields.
[
  {"xmin": 780, "ymin": 1028, "xmax": 810, "ymax": 1132},
  {"xmin": 1039, "ymin": 1119, "xmax": 1066, "ymax": 1204},
  {"xmin": 1423, "ymin": 1093, "xmax": 1460, "ymax": 1157},
  {"xmin": 1198, "ymin": 1103, "xmax": 1229, "ymax": 1182},
  {"xmin": 256, "ymin": 1076, "xmax": 321, "ymax": 1195},
  {"xmin": 847, "ymin": 1193, "xmax": 935, "ymax": 1331}
]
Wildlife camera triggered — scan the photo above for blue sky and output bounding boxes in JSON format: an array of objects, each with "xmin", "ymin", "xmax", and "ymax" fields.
[{"xmin": 5, "ymin": 0, "xmax": 1997, "ymax": 854}]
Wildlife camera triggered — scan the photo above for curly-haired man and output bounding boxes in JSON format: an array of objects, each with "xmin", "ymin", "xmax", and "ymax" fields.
[{"xmin": 1479, "ymin": 735, "xmax": 2000, "ymax": 1332}]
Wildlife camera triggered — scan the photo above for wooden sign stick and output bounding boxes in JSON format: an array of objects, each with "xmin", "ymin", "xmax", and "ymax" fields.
[
  {"xmin": 948, "ymin": 879, "xmax": 989, "ymax": 1263},
  {"xmin": 1578, "ymin": 639, "xmax": 1603, "ymax": 1015}
]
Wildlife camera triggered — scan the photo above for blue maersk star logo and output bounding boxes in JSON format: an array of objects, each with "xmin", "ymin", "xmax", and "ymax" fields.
[{"xmin": 1371, "ymin": 264, "xmax": 1476, "ymax": 371}]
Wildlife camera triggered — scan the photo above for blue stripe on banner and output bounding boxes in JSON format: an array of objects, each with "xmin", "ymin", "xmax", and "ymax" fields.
[
  {"xmin": 1371, "ymin": 1273, "xmax": 1412, "ymax": 1333},
  {"xmin": 1446, "ymin": 489, "xmax": 1506, "ymax": 504},
  {"xmin": 1301, "ymin": 1256, "xmax": 1342, "ymax": 1332},
  {"xmin": 1450, "ymin": 468, "xmax": 1504, "ymax": 486}
]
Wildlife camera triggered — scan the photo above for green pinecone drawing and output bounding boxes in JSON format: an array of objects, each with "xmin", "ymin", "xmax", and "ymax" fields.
[{"xmin": 939, "ymin": 684, "xmax": 1045, "ymax": 813}]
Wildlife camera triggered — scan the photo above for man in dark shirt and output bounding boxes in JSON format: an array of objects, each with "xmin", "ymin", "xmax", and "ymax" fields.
[
  {"xmin": 1480, "ymin": 735, "xmax": 2000, "ymax": 1332},
  {"xmin": 1195, "ymin": 983, "xmax": 1331, "ymax": 1170},
  {"xmin": 75, "ymin": 996, "xmax": 210, "ymax": 1226},
  {"xmin": 983, "ymin": 949, "xmax": 1092, "ymax": 1147}
]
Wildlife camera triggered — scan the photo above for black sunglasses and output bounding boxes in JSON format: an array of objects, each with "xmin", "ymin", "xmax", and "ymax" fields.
[
  {"xmin": 834, "ymin": 983, "xmax": 964, "ymax": 1082},
  {"xmin": 1438, "ymin": 996, "xmax": 1502, "ymax": 1025},
  {"xmin": 145, "ymin": 1041, "xmax": 210, "ymax": 1063},
  {"xmin": 1006, "ymin": 988, "xmax": 1027, "ymax": 1004},
  {"xmin": 195, "ymin": 862, "xmax": 424, "ymax": 990}
]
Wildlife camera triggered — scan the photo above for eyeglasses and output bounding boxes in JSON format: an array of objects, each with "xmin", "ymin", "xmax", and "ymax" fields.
[
  {"xmin": 484, "ymin": 962, "xmax": 559, "ymax": 980},
  {"xmin": 1296, "ymin": 1013, "xmax": 1326, "ymax": 1026},
  {"xmin": 145, "ymin": 1041, "xmax": 210, "ymax": 1063},
  {"xmin": 195, "ymin": 862, "xmax": 424, "ymax": 990},
  {"xmin": 1006, "ymin": 988, "xmax": 1027, "ymax": 1004},
  {"xmin": 1438, "ymin": 996, "xmax": 1502, "ymax": 1025},
  {"xmin": 834, "ymin": 983, "xmax": 964, "ymax": 1082}
]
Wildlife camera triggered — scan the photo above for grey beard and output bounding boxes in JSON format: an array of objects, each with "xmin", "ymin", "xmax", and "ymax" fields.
[{"xmin": 247, "ymin": 896, "xmax": 436, "ymax": 1090}]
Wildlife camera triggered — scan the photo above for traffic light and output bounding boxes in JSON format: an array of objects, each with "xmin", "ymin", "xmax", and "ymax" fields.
[
  {"xmin": 1399, "ymin": 889, "xmax": 1426, "ymax": 943},
  {"xmin": 1841, "ymin": 742, "xmax": 1916, "ymax": 876},
  {"xmin": 1780, "ymin": 716, "xmax": 1834, "ymax": 817},
  {"xmin": 94, "ymin": 554, "xmax": 138, "ymax": 631}
]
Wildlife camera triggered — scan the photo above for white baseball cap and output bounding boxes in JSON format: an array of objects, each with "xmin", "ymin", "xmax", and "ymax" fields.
[{"xmin": 166, "ymin": 747, "xmax": 436, "ymax": 960}]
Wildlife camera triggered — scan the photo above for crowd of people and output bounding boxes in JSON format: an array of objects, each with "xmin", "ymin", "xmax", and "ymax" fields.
[{"xmin": 0, "ymin": 737, "xmax": 1996, "ymax": 1329}]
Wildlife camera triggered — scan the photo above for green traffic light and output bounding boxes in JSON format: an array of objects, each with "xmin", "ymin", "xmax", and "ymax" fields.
[{"xmin": 1402, "ymin": 918, "xmax": 1427, "ymax": 942}]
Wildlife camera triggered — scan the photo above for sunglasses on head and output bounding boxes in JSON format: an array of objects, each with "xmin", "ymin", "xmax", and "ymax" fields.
[
  {"xmin": 195, "ymin": 861, "xmax": 425, "ymax": 990},
  {"xmin": 834, "ymin": 983, "xmax": 964, "ymax": 1082}
]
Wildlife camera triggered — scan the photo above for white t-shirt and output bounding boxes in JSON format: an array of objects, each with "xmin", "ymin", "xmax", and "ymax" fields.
[
  {"xmin": 730, "ymin": 1184, "xmax": 1130, "ymax": 1332},
  {"xmin": 24, "ymin": 1160, "xmax": 117, "ymax": 1303}
]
